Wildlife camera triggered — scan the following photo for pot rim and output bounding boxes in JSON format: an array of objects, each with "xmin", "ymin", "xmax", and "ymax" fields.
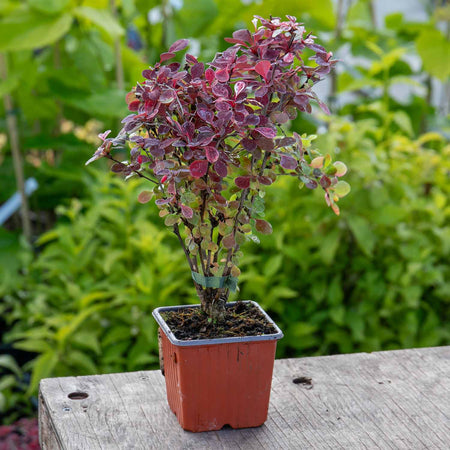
[{"xmin": 152, "ymin": 300, "xmax": 283, "ymax": 347}]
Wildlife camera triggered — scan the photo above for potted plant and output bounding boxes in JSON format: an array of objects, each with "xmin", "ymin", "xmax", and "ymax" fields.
[{"xmin": 86, "ymin": 15, "xmax": 349, "ymax": 432}]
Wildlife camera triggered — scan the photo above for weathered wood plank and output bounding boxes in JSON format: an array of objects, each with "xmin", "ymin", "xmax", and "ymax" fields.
[{"xmin": 39, "ymin": 346, "xmax": 450, "ymax": 449}]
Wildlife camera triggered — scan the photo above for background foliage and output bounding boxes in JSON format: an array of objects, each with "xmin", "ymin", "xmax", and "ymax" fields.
[{"xmin": 1, "ymin": 0, "xmax": 449, "ymax": 424}]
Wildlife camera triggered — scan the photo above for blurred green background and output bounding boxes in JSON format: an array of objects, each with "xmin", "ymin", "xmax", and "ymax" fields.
[{"xmin": 1, "ymin": 0, "xmax": 449, "ymax": 424}]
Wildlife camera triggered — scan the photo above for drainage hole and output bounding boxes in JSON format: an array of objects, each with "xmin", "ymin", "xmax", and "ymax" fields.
[{"xmin": 68, "ymin": 392, "xmax": 89, "ymax": 400}]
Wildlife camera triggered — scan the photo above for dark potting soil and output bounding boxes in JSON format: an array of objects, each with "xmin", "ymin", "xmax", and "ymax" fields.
[{"xmin": 162, "ymin": 301, "xmax": 277, "ymax": 340}]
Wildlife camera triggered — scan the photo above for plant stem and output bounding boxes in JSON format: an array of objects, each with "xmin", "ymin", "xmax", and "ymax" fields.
[
  {"xmin": 0, "ymin": 53, "xmax": 32, "ymax": 242},
  {"xmin": 110, "ymin": 0, "xmax": 124, "ymax": 91},
  {"xmin": 107, "ymin": 155, "xmax": 159, "ymax": 184},
  {"xmin": 110, "ymin": 0, "xmax": 125, "ymax": 131}
]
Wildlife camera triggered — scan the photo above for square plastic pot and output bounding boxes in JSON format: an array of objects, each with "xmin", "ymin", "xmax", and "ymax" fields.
[{"xmin": 152, "ymin": 301, "xmax": 283, "ymax": 432}]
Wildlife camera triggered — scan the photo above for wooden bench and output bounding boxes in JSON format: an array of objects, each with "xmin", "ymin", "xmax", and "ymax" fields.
[{"xmin": 39, "ymin": 346, "xmax": 450, "ymax": 449}]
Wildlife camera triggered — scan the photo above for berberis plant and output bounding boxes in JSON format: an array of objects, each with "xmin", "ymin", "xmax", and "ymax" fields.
[{"xmin": 87, "ymin": 15, "xmax": 349, "ymax": 322}]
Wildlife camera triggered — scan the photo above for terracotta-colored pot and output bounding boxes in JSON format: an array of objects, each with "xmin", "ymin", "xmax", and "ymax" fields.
[{"xmin": 152, "ymin": 301, "xmax": 283, "ymax": 432}]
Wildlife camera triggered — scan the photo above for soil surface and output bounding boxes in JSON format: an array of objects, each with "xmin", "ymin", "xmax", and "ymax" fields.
[{"xmin": 162, "ymin": 301, "xmax": 277, "ymax": 340}]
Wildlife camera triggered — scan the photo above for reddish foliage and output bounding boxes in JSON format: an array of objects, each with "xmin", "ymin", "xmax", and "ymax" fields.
[
  {"xmin": 85, "ymin": 16, "xmax": 349, "ymax": 302},
  {"xmin": 0, "ymin": 418, "xmax": 40, "ymax": 450}
]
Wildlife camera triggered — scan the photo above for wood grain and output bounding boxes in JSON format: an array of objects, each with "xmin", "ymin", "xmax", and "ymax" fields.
[{"xmin": 39, "ymin": 346, "xmax": 450, "ymax": 449}]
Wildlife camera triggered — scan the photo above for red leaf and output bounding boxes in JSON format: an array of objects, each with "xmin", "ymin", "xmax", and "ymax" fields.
[
  {"xmin": 215, "ymin": 69, "xmax": 229, "ymax": 83},
  {"xmin": 258, "ymin": 176, "xmax": 273, "ymax": 185},
  {"xmin": 255, "ymin": 60, "xmax": 271, "ymax": 80},
  {"xmin": 235, "ymin": 176, "xmax": 250, "ymax": 189},
  {"xmin": 205, "ymin": 146, "xmax": 219, "ymax": 163},
  {"xmin": 224, "ymin": 37, "xmax": 247, "ymax": 45},
  {"xmin": 169, "ymin": 39, "xmax": 189, "ymax": 53},
  {"xmin": 205, "ymin": 68, "xmax": 215, "ymax": 83},
  {"xmin": 255, "ymin": 127, "xmax": 277, "ymax": 139},
  {"xmin": 128, "ymin": 100, "xmax": 140, "ymax": 111},
  {"xmin": 214, "ymin": 160, "xmax": 227, "ymax": 178},
  {"xmin": 181, "ymin": 204, "xmax": 193, "ymax": 219},
  {"xmin": 255, "ymin": 219, "xmax": 273, "ymax": 234},
  {"xmin": 160, "ymin": 52, "xmax": 176, "ymax": 63},
  {"xmin": 213, "ymin": 193, "xmax": 227, "ymax": 204},
  {"xmin": 189, "ymin": 160, "xmax": 208, "ymax": 178},
  {"xmin": 280, "ymin": 155, "xmax": 298, "ymax": 170},
  {"xmin": 320, "ymin": 175, "xmax": 331, "ymax": 188}
]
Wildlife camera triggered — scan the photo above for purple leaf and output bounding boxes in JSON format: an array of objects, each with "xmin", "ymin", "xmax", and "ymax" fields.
[
  {"xmin": 214, "ymin": 160, "xmax": 227, "ymax": 178},
  {"xmin": 189, "ymin": 160, "xmax": 208, "ymax": 178},
  {"xmin": 244, "ymin": 115, "xmax": 260, "ymax": 126},
  {"xmin": 111, "ymin": 162, "xmax": 126, "ymax": 173},
  {"xmin": 169, "ymin": 39, "xmax": 189, "ymax": 53},
  {"xmin": 212, "ymin": 83, "xmax": 230, "ymax": 98},
  {"xmin": 181, "ymin": 204, "xmax": 194, "ymax": 219},
  {"xmin": 232, "ymin": 29, "xmax": 252, "ymax": 43},
  {"xmin": 160, "ymin": 52, "xmax": 176, "ymax": 63},
  {"xmin": 159, "ymin": 90, "xmax": 176, "ymax": 103},
  {"xmin": 235, "ymin": 176, "xmax": 250, "ymax": 189},
  {"xmin": 320, "ymin": 175, "xmax": 331, "ymax": 188},
  {"xmin": 318, "ymin": 100, "xmax": 330, "ymax": 115},
  {"xmin": 197, "ymin": 108, "xmax": 214, "ymax": 123},
  {"xmin": 241, "ymin": 137, "xmax": 257, "ymax": 152},
  {"xmin": 98, "ymin": 130, "xmax": 111, "ymax": 141},
  {"xmin": 255, "ymin": 127, "xmax": 277, "ymax": 139},
  {"xmin": 155, "ymin": 198, "xmax": 171, "ymax": 205},
  {"xmin": 191, "ymin": 62, "xmax": 204, "ymax": 79},
  {"xmin": 280, "ymin": 155, "xmax": 298, "ymax": 170},
  {"xmin": 205, "ymin": 146, "xmax": 219, "ymax": 163},
  {"xmin": 215, "ymin": 69, "xmax": 229, "ymax": 82}
]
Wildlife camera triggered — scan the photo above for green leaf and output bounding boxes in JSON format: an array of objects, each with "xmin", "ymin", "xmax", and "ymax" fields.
[
  {"xmin": 28, "ymin": 0, "xmax": 70, "ymax": 15},
  {"xmin": 0, "ymin": 355, "xmax": 22, "ymax": 377},
  {"xmin": 164, "ymin": 214, "xmax": 179, "ymax": 226},
  {"xmin": 0, "ymin": 75, "xmax": 19, "ymax": 97},
  {"xmin": 319, "ymin": 228, "xmax": 341, "ymax": 265},
  {"xmin": 173, "ymin": 0, "xmax": 219, "ymax": 37},
  {"xmin": 263, "ymin": 254, "xmax": 283, "ymax": 278},
  {"xmin": 71, "ymin": 330, "xmax": 101, "ymax": 355},
  {"xmin": 292, "ymin": 322, "xmax": 317, "ymax": 338},
  {"xmin": 334, "ymin": 181, "xmax": 351, "ymax": 198},
  {"xmin": 65, "ymin": 350, "xmax": 97, "ymax": 374},
  {"xmin": 63, "ymin": 89, "xmax": 129, "ymax": 118},
  {"xmin": 0, "ymin": 375, "xmax": 16, "ymax": 392},
  {"xmin": 27, "ymin": 351, "xmax": 58, "ymax": 395},
  {"xmin": 74, "ymin": 6, "xmax": 124, "ymax": 38},
  {"xmin": 416, "ymin": 27, "xmax": 450, "ymax": 80},
  {"xmin": 393, "ymin": 111, "xmax": 413, "ymax": 136},
  {"xmin": 347, "ymin": 216, "xmax": 375, "ymax": 257},
  {"xmin": 0, "ymin": 11, "xmax": 72, "ymax": 51},
  {"xmin": 14, "ymin": 340, "xmax": 52, "ymax": 353}
]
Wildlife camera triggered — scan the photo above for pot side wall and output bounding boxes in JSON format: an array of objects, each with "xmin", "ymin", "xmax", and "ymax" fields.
[{"xmin": 160, "ymin": 329, "xmax": 278, "ymax": 432}]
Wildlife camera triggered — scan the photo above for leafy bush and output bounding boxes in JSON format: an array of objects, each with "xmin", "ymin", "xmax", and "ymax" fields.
[
  {"xmin": 239, "ymin": 116, "xmax": 450, "ymax": 356},
  {"xmin": 2, "ymin": 171, "xmax": 192, "ymax": 405}
]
